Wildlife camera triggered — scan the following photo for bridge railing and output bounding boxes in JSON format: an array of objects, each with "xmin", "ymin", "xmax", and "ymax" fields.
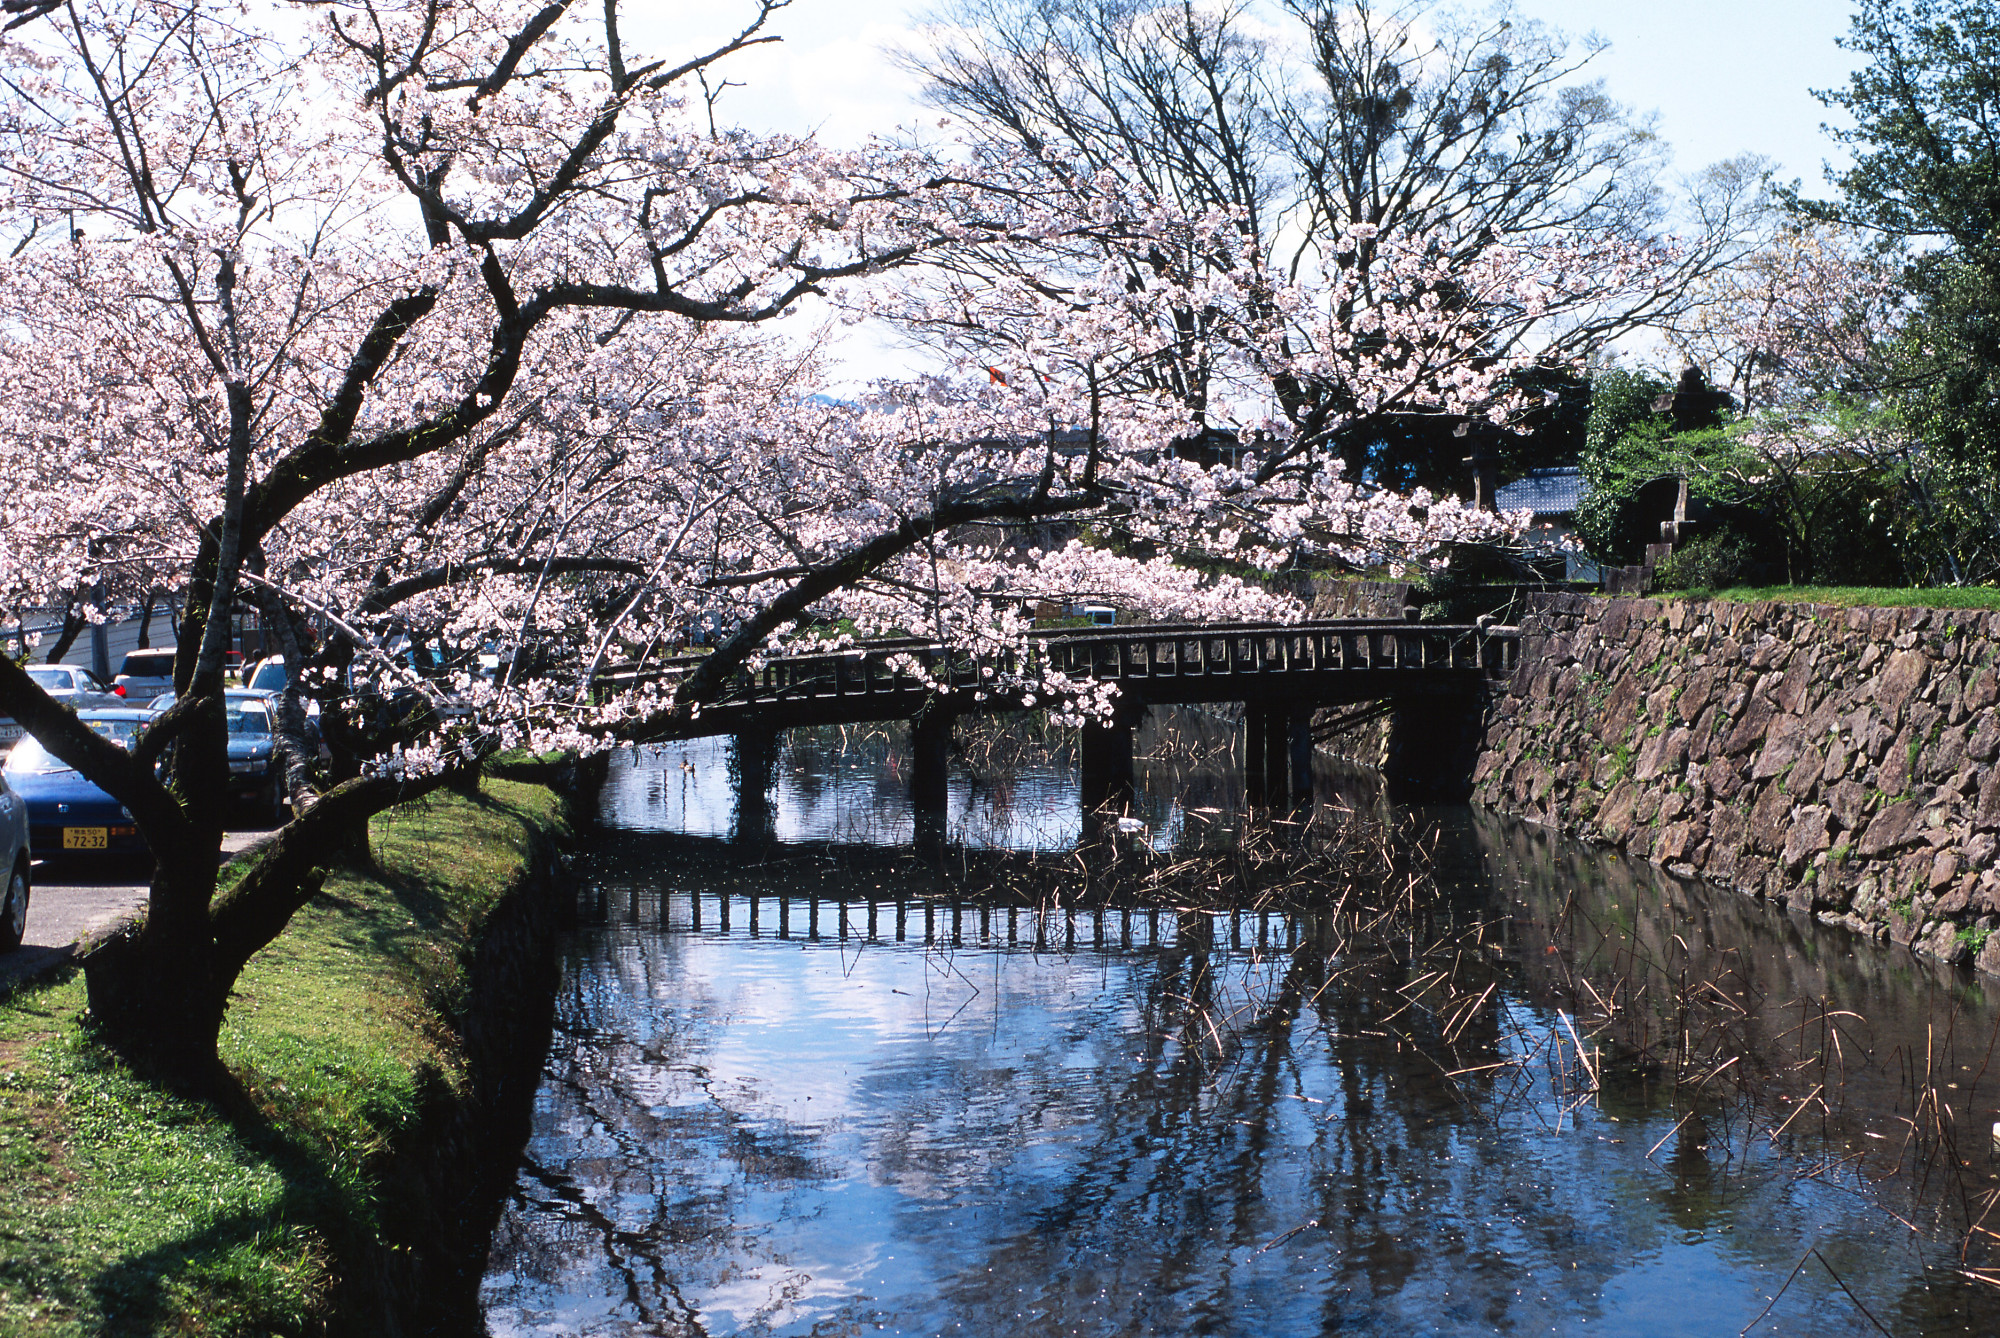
[
  {"xmin": 597, "ymin": 620, "xmax": 1518, "ymax": 709},
  {"xmin": 1039, "ymin": 622, "xmax": 1520, "ymax": 681}
]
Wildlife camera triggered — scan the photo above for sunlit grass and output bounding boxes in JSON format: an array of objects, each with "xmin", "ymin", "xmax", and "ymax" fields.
[
  {"xmin": 1670, "ymin": 584, "xmax": 2000, "ymax": 611},
  {"xmin": 0, "ymin": 777, "xmax": 565, "ymax": 1337}
]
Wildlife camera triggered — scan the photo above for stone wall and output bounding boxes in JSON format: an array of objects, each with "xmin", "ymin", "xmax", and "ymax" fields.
[
  {"xmin": 1471, "ymin": 593, "xmax": 2000, "ymax": 974},
  {"xmin": 1301, "ymin": 578, "xmax": 1415, "ymax": 619}
]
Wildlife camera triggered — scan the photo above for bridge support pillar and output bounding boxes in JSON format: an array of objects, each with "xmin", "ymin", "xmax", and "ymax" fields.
[
  {"xmin": 731, "ymin": 727, "xmax": 779, "ymax": 843},
  {"xmin": 1080, "ymin": 704, "xmax": 1141, "ymax": 822},
  {"xmin": 911, "ymin": 708, "xmax": 953, "ymax": 850},
  {"xmin": 1245, "ymin": 705, "xmax": 1315, "ymax": 811},
  {"xmin": 1288, "ymin": 705, "xmax": 1316, "ymax": 809}
]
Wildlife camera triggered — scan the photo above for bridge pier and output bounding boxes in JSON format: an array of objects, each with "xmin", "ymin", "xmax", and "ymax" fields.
[
  {"xmin": 730, "ymin": 727, "xmax": 779, "ymax": 843},
  {"xmin": 1244, "ymin": 705, "xmax": 1314, "ymax": 811},
  {"xmin": 910, "ymin": 708, "xmax": 952, "ymax": 850},
  {"xmin": 1080, "ymin": 703, "xmax": 1143, "ymax": 821}
]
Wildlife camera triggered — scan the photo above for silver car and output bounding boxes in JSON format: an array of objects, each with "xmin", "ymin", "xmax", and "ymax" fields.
[
  {"xmin": 26, "ymin": 664, "xmax": 121, "ymax": 708},
  {"xmin": 112, "ymin": 648, "xmax": 179, "ymax": 704},
  {"xmin": 0, "ymin": 767, "xmax": 29, "ymax": 950}
]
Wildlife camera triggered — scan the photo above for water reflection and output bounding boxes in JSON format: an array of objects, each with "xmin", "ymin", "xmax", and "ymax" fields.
[
  {"xmin": 595, "ymin": 715, "xmax": 1378, "ymax": 851},
  {"xmin": 484, "ymin": 737, "xmax": 2000, "ymax": 1336}
]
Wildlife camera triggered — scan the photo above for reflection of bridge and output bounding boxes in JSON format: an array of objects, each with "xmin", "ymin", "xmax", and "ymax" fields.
[
  {"xmin": 586, "ymin": 878, "xmax": 1316, "ymax": 955},
  {"xmin": 610, "ymin": 619, "xmax": 1520, "ymax": 834}
]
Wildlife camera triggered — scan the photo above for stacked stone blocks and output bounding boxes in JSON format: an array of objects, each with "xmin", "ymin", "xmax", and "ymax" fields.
[{"xmin": 1472, "ymin": 592, "xmax": 2000, "ymax": 973}]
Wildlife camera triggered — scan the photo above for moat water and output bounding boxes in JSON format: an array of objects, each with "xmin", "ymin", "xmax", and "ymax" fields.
[{"xmin": 481, "ymin": 722, "xmax": 2000, "ymax": 1336}]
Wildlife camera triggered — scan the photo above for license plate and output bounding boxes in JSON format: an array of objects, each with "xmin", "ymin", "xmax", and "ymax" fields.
[
  {"xmin": 63, "ymin": 827, "xmax": 108, "ymax": 850},
  {"xmin": 0, "ymin": 725, "xmax": 21, "ymax": 744}
]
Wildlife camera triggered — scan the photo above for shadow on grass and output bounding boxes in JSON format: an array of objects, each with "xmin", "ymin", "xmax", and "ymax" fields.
[
  {"xmin": 71, "ymin": 994, "xmax": 483, "ymax": 1335},
  {"xmin": 0, "ymin": 944, "xmax": 75, "ymax": 998},
  {"xmin": 85, "ymin": 1189, "xmax": 332, "ymax": 1337}
]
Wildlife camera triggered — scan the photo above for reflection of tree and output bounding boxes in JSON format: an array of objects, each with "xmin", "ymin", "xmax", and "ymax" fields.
[
  {"xmin": 486, "ymin": 929, "xmax": 844, "ymax": 1336},
  {"xmin": 489, "ymin": 824, "xmax": 2000, "ymax": 1336}
]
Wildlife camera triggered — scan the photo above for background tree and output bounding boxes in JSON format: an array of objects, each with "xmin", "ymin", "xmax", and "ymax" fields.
[
  {"xmin": 903, "ymin": 0, "xmax": 1762, "ymax": 501},
  {"xmin": 1792, "ymin": 0, "xmax": 2000, "ymax": 579},
  {"xmin": 1574, "ymin": 365, "xmax": 1672, "ymax": 567}
]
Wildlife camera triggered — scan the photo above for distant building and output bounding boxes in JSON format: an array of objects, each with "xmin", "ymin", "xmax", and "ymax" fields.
[{"xmin": 1494, "ymin": 467, "xmax": 1600, "ymax": 582}]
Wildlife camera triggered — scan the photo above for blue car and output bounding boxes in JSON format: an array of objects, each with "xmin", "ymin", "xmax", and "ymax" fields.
[
  {"xmin": 144, "ymin": 690, "xmax": 289, "ymax": 824},
  {"xmin": 3, "ymin": 709, "xmax": 153, "ymax": 860}
]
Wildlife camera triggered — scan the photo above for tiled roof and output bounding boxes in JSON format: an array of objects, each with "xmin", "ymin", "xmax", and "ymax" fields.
[{"xmin": 1494, "ymin": 467, "xmax": 1587, "ymax": 516}]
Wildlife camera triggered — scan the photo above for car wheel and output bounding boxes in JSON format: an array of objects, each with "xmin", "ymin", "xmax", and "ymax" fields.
[
  {"xmin": 1, "ymin": 861, "xmax": 27, "ymax": 952},
  {"xmin": 264, "ymin": 773, "xmax": 287, "ymax": 828}
]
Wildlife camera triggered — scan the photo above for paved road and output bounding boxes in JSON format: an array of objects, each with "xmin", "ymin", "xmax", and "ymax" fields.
[{"xmin": 1, "ymin": 829, "xmax": 270, "ymax": 994}]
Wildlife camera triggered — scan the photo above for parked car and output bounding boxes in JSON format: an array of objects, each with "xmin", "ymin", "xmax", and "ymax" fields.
[
  {"xmin": 26, "ymin": 664, "xmax": 122, "ymax": 707},
  {"xmin": 140, "ymin": 690, "xmax": 290, "ymax": 823},
  {"xmin": 242, "ymin": 654, "xmax": 288, "ymax": 693},
  {"xmin": 1, "ymin": 667, "xmax": 121, "ymax": 752},
  {"xmin": 3, "ymin": 709, "xmax": 154, "ymax": 861},
  {"xmin": 222, "ymin": 693, "xmax": 288, "ymax": 825},
  {"xmin": 112, "ymin": 648, "xmax": 179, "ymax": 703},
  {"xmin": 0, "ymin": 768, "xmax": 29, "ymax": 951}
]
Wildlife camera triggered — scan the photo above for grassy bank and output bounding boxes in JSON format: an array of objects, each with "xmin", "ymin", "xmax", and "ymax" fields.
[
  {"xmin": 0, "ymin": 777, "xmax": 567, "ymax": 1336},
  {"xmin": 1667, "ymin": 584, "xmax": 2000, "ymax": 611}
]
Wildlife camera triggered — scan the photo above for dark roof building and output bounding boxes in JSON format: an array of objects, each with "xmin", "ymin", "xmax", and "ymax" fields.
[{"xmin": 1494, "ymin": 467, "xmax": 1587, "ymax": 517}]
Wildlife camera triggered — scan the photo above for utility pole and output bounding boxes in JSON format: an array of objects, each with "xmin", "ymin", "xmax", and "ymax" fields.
[{"xmin": 90, "ymin": 575, "xmax": 112, "ymax": 684}]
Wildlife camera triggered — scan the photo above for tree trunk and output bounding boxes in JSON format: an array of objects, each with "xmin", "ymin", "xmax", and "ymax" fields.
[
  {"xmin": 83, "ymin": 688, "xmax": 235, "ymax": 1088},
  {"xmin": 82, "ymin": 855, "xmax": 232, "ymax": 1092},
  {"xmin": 42, "ymin": 603, "xmax": 84, "ymax": 664}
]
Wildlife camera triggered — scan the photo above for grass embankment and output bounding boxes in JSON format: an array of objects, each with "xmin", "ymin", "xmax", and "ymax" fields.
[
  {"xmin": 1668, "ymin": 584, "xmax": 2000, "ymax": 611},
  {"xmin": 0, "ymin": 777, "xmax": 566, "ymax": 1337}
]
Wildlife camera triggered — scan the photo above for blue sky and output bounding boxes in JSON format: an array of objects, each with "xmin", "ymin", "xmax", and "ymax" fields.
[
  {"xmin": 1517, "ymin": 0, "xmax": 1859, "ymax": 188},
  {"xmin": 647, "ymin": 0, "xmax": 1863, "ymax": 187}
]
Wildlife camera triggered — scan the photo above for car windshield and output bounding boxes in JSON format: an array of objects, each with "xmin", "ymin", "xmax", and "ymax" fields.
[
  {"xmin": 3, "ymin": 718, "xmax": 140, "ymax": 774},
  {"xmin": 228, "ymin": 701, "xmax": 272, "ymax": 735},
  {"xmin": 248, "ymin": 661, "xmax": 288, "ymax": 691},
  {"xmin": 25, "ymin": 667, "xmax": 74, "ymax": 690}
]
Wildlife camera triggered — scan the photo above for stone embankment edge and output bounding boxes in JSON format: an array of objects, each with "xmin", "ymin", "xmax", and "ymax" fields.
[
  {"xmin": 1470, "ymin": 592, "xmax": 2000, "ymax": 974},
  {"xmin": 333, "ymin": 750, "xmax": 606, "ymax": 1336}
]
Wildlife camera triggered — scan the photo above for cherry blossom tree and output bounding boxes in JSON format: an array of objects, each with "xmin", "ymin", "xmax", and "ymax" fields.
[
  {"xmin": 0, "ymin": 0, "xmax": 993, "ymax": 1082},
  {"xmin": 1666, "ymin": 224, "xmax": 1910, "ymax": 412},
  {"xmin": 0, "ymin": 0, "xmax": 1559, "ymax": 1086}
]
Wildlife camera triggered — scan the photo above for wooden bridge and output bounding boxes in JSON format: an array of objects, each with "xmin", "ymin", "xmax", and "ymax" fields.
[{"xmin": 606, "ymin": 618, "xmax": 1520, "ymax": 835}]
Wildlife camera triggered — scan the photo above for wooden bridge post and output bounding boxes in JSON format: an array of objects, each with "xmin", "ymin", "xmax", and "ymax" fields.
[
  {"xmin": 1243, "ymin": 705, "xmax": 1268, "ymax": 808},
  {"xmin": 911, "ymin": 707, "xmax": 953, "ymax": 850},
  {"xmin": 1245, "ymin": 704, "xmax": 1315, "ymax": 811},
  {"xmin": 1265, "ymin": 709, "xmax": 1292, "ymax": 807},
  {"xmin": 1287, "ymin": 704, "xmax": 1316, "ymax": 810},
  {"xmin": 730, "ymin": 727, "xmax": 779, "ymax": 843},
  {"xmin": 1243, "ymin": 705, "xmax": 1291, "ymax": 809},
  {"xmin": 1080, "ymin": 703, "xmax": 1141, "ymax": 823}
]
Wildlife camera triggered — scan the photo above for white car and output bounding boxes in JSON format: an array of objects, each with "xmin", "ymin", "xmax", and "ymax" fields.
[
  {"xmin": 2, "ymin": 665, "xmax": 119, "ymax": 752},
  {"xmin": 27, "ymin": 664, "xmax": 121, "ymax": 707},
  {"xmin": 0, "ymin": 768, "xmax": 29, "ymax": 950},
  {"xmin": 112, "ymin": 648, "xmax": 179, "ymax": 703}
]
